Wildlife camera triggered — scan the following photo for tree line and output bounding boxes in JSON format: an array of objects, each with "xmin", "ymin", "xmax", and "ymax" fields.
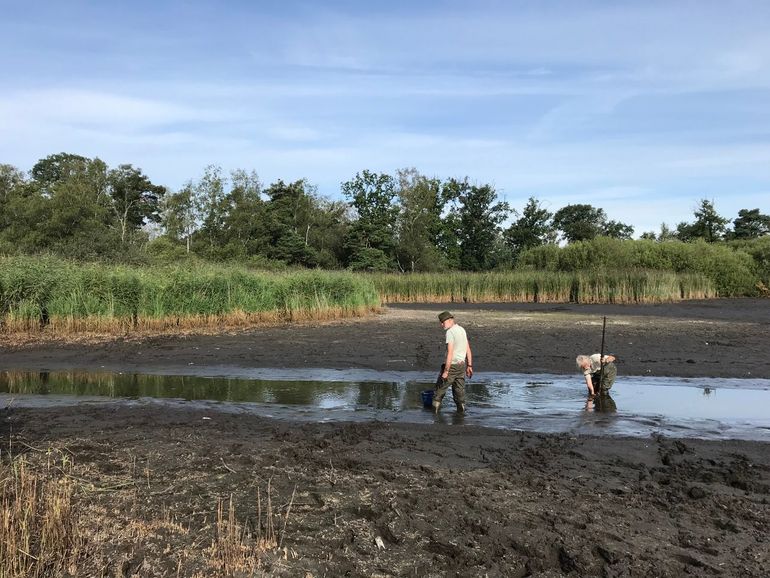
[{"xmin": 1, "ymin": 153, "xmax": 768, "ymax": 271}]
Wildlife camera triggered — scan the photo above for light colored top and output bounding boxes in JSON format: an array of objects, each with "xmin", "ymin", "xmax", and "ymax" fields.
[
  {"xmin": 583, "ymin": 353, "xmax": 611, "ymax": 376},
  {"xmin": 445, "ymin": 324, "xmax": 469, "ymax": 364}
]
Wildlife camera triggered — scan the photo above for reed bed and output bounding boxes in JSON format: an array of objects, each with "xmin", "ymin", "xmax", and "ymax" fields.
[
  {"xmin": 371, "ymin": 270, "xmax": 716, "ymax": 304},
  {"xmin": 0, "ymin": 256, "xmax": 380, "ymax": 335},
  {"xmin": 0, "ymin": 257, "xmax": 719, "ymax": 336}
]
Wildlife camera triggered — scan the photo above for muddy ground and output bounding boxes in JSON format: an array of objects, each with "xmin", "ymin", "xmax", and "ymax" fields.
[
  {"xmin": 1, "ymin": 299, "xmax": 769, "ymax": 576},
  {"xmin": 3, "ymin": 299, "xmax": 770, "ymax": 378}
]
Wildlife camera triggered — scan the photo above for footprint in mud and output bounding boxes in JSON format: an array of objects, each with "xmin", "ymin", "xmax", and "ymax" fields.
[
  {"xmin": 672, "ymin": 553, "xmax": 718, "ymax": 573},
  {"xmin": 595, "ymin": 544, "xmax": 619, "ymax": 564}
]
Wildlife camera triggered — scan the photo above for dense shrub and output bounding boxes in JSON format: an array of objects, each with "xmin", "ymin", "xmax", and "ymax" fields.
[
  {"xmin": 728, "ymin": 237, "xmax": 770, "ymax": 292},
  {"xmin": 518, "ymin": 237, "xmax": 760, "ymax": 296}
]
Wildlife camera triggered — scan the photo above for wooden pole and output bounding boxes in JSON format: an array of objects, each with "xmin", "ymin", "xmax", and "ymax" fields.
[{"xmin": 597, "ymin": 316, "xmax": 607, "ymax": 394}]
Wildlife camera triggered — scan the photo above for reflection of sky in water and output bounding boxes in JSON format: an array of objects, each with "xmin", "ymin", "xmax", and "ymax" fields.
[
  {"xmin": 614, "ymin": 384, "xmax": 768, "ymax": 420},
  {"xmin": 478, "ymin": 377, "xmax": 770, "ymax": 421},
  {"xmin": 316, "ymin": 393, "xmax": 350, "ymax": 409},
  {"xmin": 1, "ymin": 369, "xmax": 769, "ymax": 441}
]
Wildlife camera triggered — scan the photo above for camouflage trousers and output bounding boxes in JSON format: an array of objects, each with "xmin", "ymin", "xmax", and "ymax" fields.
[
  {"xmin": 434, "ymin": 362, "xmax": 466, "ymax": 409},
  {"xmin": 591, "ymin": 362, "xmax": 617, "ymax": 393}
]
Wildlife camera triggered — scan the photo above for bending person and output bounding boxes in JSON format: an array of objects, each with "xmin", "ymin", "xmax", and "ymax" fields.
[{"xmin": 576, "ymin": 354, "xmax": 617, "ymax": 396}]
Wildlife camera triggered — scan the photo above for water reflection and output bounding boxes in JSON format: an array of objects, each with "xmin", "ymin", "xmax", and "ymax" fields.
[
  {"xmin": 434, "ymin": 410, "xmax": 466, "ymax": 426},
  {"xmin": 356, "ymin": 381, "xmax": 402, "ymax": 408},
  {"xmin": 2, "ymin": 369, "xmax": 770, "ymax": 441},
  {"xmin": 0, "ymin": 370, "xmax": 361, "ymax": 406},
  {"xmin": 0, "ymin": 370, "xmax": 500, "ymax": 412},
  {"xmin": 585, "ymin": 393, "xmax": 618, "ymax": 413}
]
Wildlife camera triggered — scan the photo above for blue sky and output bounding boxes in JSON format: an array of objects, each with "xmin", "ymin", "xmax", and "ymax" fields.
[{"xmin": 2, "ymin": 0, "xmax": 769, "ymax": 234}]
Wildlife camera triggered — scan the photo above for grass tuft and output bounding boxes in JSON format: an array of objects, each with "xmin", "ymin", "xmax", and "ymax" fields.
[{"xmin": 0, "ymin": 455, "xmax": 82, "ymax": 578}]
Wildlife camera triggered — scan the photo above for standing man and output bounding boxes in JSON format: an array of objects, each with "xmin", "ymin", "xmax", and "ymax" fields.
[{"xmin": 434, "ymin": 311, "xmax": 473, "ymax": 413}]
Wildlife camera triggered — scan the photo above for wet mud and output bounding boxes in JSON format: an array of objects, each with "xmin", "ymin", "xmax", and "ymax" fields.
[
  {"xmin": 4, "ymin": 403, "xmax": 769, "ymax": 576},
  {"xmin": 1, "ymin": 299, "xmax": 769, "ymax": 575}
]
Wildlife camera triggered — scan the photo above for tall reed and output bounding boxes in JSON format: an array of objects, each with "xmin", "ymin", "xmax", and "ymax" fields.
[
  {"xmin": 371, "ymin": 270, "xmax": 716, "ymax": 304},
  {"xmin": 0, "ymin": 255, "xmax": 722, "ymax": 336},
  {"xmin": 0, "ymin": 256, "xmax": 380, "ymax": 334}
]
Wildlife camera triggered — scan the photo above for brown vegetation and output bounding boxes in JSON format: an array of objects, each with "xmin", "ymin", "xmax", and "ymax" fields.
[{"xmin": 0, "ymin": 444, "xmax": 294, "ymax": 577}]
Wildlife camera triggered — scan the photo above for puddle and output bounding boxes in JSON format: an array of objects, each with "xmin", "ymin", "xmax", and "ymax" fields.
[{"xmin": 1, "ymin": 368, "xmax": 769, "ymax": 441}]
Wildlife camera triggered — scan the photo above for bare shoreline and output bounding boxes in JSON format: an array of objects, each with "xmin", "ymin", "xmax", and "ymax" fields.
[{"xmin": 2, "ymin": 299, "xmax": 769, "ymax": 379}]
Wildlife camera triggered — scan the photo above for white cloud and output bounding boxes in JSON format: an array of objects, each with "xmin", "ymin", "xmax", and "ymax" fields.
[
  {"xmin": 1, "ymin": 1, "xmax": 769, "ymax": 235},
  {"xmin": 0, "ymin": 89, "xmax": 209, "ymax": 129}
]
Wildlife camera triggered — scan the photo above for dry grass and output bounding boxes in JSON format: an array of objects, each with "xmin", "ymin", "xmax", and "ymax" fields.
[
  {"xmin": 0, "ymin": 305, "xmax": 380, "ymax": 343},
  {"xmin": 206, "ymin": 483, "xmax": 296, "ymax": 576},
  {"xmin": 0, "ymin": 442, "xmax": 297, "ymax": 577},
  {"xmin": 0, "ymin": 454, "xmax": 83, "ymax": 578}
]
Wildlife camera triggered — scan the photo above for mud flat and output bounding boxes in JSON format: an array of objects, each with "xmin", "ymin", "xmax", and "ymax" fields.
[
  {"xmin": 1, "ymin": 299, "xmax": 769, "ymax": 575},
  {"xmin": 2, "ymin": 299, "xmax": 770, "ymax": 379},
  {"xmin": 3, "ymin": 402, "xmax": 768, "ymax": 576}
]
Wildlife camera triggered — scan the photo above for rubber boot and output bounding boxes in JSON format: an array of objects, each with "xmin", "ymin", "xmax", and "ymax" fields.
[
  {"xmin": 457, "ymin": 402, "xmax": 465, "ymax": 413},
  {"xmin": 432, "ymin": 400, "xmax": 441, "ymax": 414}
]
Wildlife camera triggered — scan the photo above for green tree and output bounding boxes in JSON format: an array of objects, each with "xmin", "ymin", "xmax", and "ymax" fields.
[
  {"xmin": 195, "ymin": 165, "xmax": 229, "ymax": 253},
  {"xmin": 306, "ymin": 197, "xmax": 349, "ymax": 268},
  {"xmin": 0, "ymin": 164, "xmax": 24, "ymax": 200},
  {"xmin": 631, "ymin": 223, "xmax": 675, "ymax": 242},
  {"xmin": 657, "ymin": 222, "xmax": 677, "ymax": 242},
  {"xmin": 0, "ymin": 164, "xmax": 39, "ymax": 253},
  {"xmin": 731, "ymin": 208, "xmax": 770, "ymax": 239},
  {"xmin": 443, "ymin": 178, "xmax": 510, "ymax": 271},
  {"xmin": 29, "ymin": 153, "xmax": 117, "ymax": 257},
  {"xmin": 603, "ymin": 219, "xmax": 634, "ymax": 240},
  {"xmin": 553, "ymin": 203, "xmax": 633, "ymax": 243},
  {"xmin": 553, "ymin": 204, "xmax": 605, "ymax": 243},
  {"xmin": 394, "ymin": 168, "xmax": 445, "ymax": 272},
  {"xmin": 263, "ymin": 180, "xmax": 318, "ymax": 266},
  {"xmin": 107, "ymin": 164, "xmax": 166, "ymax": 244},
  {"xmin": 0, "ymin": 164, "xmax": 26, "ymax": 233},
  {"xmin": 433, "ymin": 182, "xmax": 463, "ymax": 269},
  {"xmin": 341, "ymin": 170, "xmax": 399, "ymax": 270},
  {"xmin": 504, "ymin": 197, "xmax": 556, "ymax": 260},
  {"xmin": 162, "ymin": 183, "xmax": 199, "ymax": 253},
  {"xmin": 219, "ymin": 169, "xmax": 266, "ymax": 258},
  {"xmin": 31, "ymin": 153, "xmax": 100, "ymax": 191},
  {"xmin": 677, "ymin": 199, "xmax": 728, "ymax": 242}
]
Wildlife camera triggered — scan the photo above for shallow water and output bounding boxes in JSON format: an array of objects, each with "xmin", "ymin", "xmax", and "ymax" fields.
[{"xmin": 1, "ymin": 368, "xmax": 769, "ymax": 441}]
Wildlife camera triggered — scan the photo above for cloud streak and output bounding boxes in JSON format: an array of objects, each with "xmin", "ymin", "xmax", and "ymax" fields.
[{"xmin": 1, "ymin": 1, "xmax": 769, "ymax": 235}]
